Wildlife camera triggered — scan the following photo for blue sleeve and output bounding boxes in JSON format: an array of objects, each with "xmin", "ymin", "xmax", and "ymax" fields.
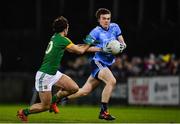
[
  {"xmin": 89, "ymin": 28, "xmax": 99, "ymax": 40},
  {"xmin": 114, "ymin": 24, "xmax": 122, "ymax": 38}
]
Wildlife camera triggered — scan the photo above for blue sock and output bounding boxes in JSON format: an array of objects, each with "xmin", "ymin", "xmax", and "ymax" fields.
[
  {"xmin": 61, "ymin": 97, "xmax": 68, "ymax": 102},
  {"xmin": 100, "ymin": 102, "xmax": 107, "ymax": 113},
  {"xmin": 60, "ymin": 97, "xmax": 69, "ymax": 105}
]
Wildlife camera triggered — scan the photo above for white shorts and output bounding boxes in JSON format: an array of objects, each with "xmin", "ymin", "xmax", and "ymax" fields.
[{"xmin": 35, "ymin": 71, "xmax": 63, "ymax": 91}]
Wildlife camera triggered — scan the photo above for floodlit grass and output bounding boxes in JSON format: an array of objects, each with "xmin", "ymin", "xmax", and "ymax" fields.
[{"xmin": 0, "ymin": 104, "xmax": 180, "ymax": 123}]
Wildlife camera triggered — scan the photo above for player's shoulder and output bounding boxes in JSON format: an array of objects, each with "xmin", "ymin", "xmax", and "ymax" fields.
[
  {"xmin": 63, "ymin": 36, "xmax": 70, "ymax": 41},
  {"xmin": 52, "ymin": 34, "xmax": 72, "ymax": 44},
  {"xmin": 63, "ymin": 37, "xmax": 72, "ymax": 43},
  {"xmin": 110, "ymin": 23, "xmax": 119, "ymax": 27},
  {"xmin": 51, "ymin": 33, "xmax": 64, "ymax": 41},
  {"xmin": 90, "ymin": 26, "xmax": 101, "ymax": 32}
]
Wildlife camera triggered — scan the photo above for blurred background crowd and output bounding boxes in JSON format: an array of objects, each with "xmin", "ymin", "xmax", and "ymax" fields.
[{"xmin": 63, "ymin": 53, "xmax": 180, "ymax": 81}]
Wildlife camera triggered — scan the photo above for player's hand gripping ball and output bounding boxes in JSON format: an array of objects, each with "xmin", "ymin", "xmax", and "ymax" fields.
[{"xmin": 104, "ymin": 40, "xmax": 126, "ymax": 55}]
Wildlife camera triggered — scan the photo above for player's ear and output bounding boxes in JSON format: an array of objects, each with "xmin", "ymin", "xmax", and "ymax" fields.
[{"xmin": 64, "ymin": 28, "xmax": 68, "ymax": 35}]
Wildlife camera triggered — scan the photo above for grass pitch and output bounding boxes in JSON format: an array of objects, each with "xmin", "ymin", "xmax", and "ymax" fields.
[{"xmin": 0, "ymin": 104, "xmax": 180, "ymax": 123}]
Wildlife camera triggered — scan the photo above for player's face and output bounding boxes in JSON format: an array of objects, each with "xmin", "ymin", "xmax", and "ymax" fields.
[{"xmin": 99, "ymin": 14, "xmax": 111, "ymax": 29}]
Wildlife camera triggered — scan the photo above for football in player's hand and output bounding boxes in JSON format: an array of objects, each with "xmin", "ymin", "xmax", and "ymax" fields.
[{"xmin": 105, "ymin": 40, "xmax": 125, "ymax": 55}]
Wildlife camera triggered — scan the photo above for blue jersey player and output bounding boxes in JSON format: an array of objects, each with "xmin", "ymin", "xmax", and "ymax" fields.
[{"xmin": 50, "ymin": 8, "xmax": 126, "ymax": 120}]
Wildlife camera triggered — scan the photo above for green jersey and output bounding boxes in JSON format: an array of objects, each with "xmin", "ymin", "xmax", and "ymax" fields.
[{"xmin": 39, "ymin": 33, "xmax": 74, "ymax": 75}]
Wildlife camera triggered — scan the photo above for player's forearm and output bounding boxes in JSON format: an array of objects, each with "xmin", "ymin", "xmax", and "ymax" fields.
[
  {"xmin": 87, "ymin": 46, "xmax": 101, "ymax": 52},
  {"xmin": 118, "ymin": 35, "xmax": 126, "ymax": 44},
  {"xmin": 66, "ymin": 44, "xmax": 90, "ymax": 54},
  {"xmin": 118, "ymin": 35, "xmax": 127, "ymax": 49},
  {"xmin": 76, "ymin": 44, "xmax": 90, "ymax": 54}
]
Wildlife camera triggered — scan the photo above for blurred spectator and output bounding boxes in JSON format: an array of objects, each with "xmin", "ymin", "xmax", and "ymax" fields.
[
  {"xmin": 64, "ymin": 56, "xmax": 90, "ymax": 79},
  {"xmin": 143, "ymin": 53, "xmax": 158, "ymax": 76},
  {"xmin": 156, "ymin": 53, "xmax": 178, "ymax": 75},
  {"xmin": 111, "ymin": 56, "xmax": 124, "ymax": 80},
  {"xmin": 165, "ymin": 54, "xmax": 178, "ymax": 75},
  {"xmin": 129, "ymin": 56, "xmax": 143, "ymax": 76}
]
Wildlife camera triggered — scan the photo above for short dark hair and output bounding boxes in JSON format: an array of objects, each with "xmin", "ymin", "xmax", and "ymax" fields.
[
  {"xmin": 52, "ymin": 16, "xmax": 68, "ymax": 33},
  {"xmin": 95, "ymin": 8, "xmax": 111, "ymax": 19}
]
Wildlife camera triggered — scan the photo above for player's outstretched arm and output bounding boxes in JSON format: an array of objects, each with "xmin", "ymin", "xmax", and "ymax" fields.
[
  {"xmin": 66, "ymin": 44, "xmax": 90, "ymax": 54},
  {"xmin": 66, "ymin": 34, "xmax": 101, "ymax": 54},
  {"xmin": 87, "ymin": 46, "xmax": 101, "ymax": 52}
]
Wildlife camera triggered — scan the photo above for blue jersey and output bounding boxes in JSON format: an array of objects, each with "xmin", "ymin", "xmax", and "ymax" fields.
[{"xmin": 89, "ymin": 23, "xmax": 122, "ymax": 65}]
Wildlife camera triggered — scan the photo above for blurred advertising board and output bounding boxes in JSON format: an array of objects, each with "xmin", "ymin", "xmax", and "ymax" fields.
[{"xmin": 128, "ymin": 76, "xmax": 179, "ymax": 105}]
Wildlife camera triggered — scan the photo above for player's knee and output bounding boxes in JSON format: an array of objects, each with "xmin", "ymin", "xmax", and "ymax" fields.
[
  {"xmin": 113, "ymin": 78, "xmax": 117, "ymax": 85},
  {"xmin": 109, "ymin": 78, "xmax": 116, "ymax": 86},
  {"xmin": 71, "ymin": 85, "xmax": 79, "ymax": 94},
  {"xmin": 82, "ymin": 92, "xmax": 89, "ymax": 96}
]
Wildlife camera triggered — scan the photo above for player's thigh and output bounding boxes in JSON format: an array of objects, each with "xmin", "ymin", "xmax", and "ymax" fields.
[
  {"xmin": 81, "ymin": 75, "xmax": 100, "ymax": 93},
  {"xmin": 98, "ymin": 67, "xmax": 116, "ymax": 85},
  {"xmin": 39, "ymin": 91, "xmax": 52, "ymax": 106},
  {"xmin": 55, "ymin": 74, "xmax": 79, "ymax": 91}
]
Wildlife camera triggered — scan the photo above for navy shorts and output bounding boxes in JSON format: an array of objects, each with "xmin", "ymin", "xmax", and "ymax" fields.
[{"xmin": 90, "ymin": 60, "xmax": 109, "ymax": 79}]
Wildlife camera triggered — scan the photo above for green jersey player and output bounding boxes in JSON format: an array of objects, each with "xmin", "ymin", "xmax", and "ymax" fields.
[{"xmin": 17, "ymin": 16, "xmax": 101, "ymax": 122}]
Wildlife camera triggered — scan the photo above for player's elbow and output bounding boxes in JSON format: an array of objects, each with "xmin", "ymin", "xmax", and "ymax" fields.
[
  {"xmin": 76, "ymin": 49, "xmax": 85, "ymax": 54},
  {"xmin": 79, "ymin": 50, "xmax": 86, "ymax": 54}
]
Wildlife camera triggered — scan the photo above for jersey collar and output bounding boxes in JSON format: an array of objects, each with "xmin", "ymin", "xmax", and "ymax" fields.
[{"xmin": 99, "ymin": 25, "xmax": 109, "ymax": 31}]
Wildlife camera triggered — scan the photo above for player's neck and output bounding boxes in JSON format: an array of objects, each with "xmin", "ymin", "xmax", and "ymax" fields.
[
  {"xmin": 59, "ymin": 32, "xmax": 65, "ymax": 37},
  {"xmin": 99, "ymin": 24, "xmax": 109, "ymax": 31}
]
